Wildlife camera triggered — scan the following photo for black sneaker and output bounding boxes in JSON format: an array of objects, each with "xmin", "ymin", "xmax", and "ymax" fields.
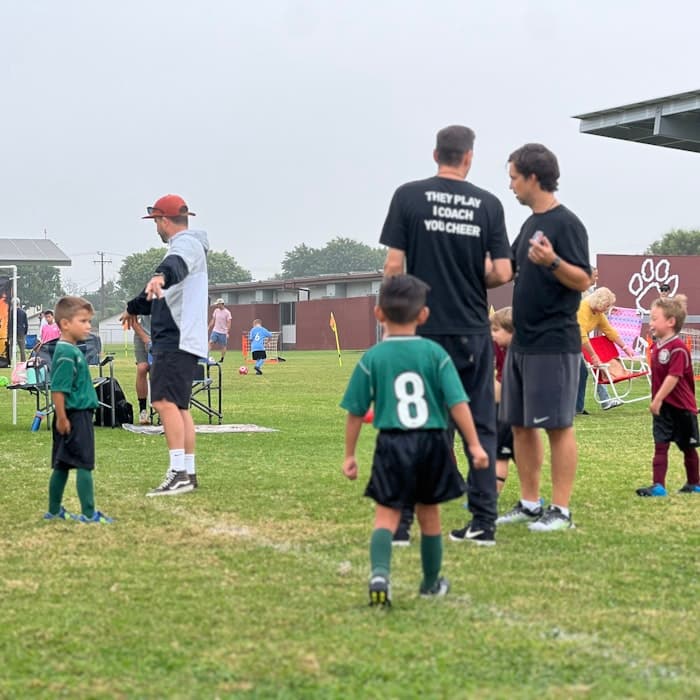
[
  {"xmin": 146, "ymin": 469, "xmax": 194, "ymax": 497},
  {"xmin": 255, "ymin": 367, "xmax": 263, "ymax": 375},
  {"xmin": 419, "ymin": 576, "xmax": 450, "ymax": 598},
  {"xmin": 189, "ymin": 473, "xmax": 198, "ymax": 489},
  {"xmin": 392, "ymin": 529, "xmax": 410, "ymax": 547},
  {"xmin": 368, "ymin": 575, "xmax": 391, "ymax": 607},
  {"xmin": 449, "ymin": 522, "xmax": 496, "ymax": 547},
  {"xmin": 496, "ymin": 500, "xmax": 543, "ymax": 525}
]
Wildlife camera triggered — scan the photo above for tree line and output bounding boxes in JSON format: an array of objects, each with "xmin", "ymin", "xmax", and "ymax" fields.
[
  {"xmin": 15, "ymin": 228, "xmax": 699, "ymax": 321},
  {"xmin": 14, "ymin": 236, "xmax": 386, "ymax": 321}
]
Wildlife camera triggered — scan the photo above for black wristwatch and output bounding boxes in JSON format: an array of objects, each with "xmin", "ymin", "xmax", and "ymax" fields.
[{"xmin": 548, "ymin": 256, "xmax": 561, "ymax": 271}]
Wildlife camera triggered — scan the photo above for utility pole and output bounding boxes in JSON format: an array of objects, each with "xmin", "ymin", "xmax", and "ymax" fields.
[{"xmin": 93, "ymin": 251, "xmax": 112, "ymax": 322}]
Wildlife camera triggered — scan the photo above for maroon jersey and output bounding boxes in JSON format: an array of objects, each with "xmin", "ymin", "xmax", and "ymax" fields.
[
  {"xmin": 494, "ymin": 342, "xmax": 507, "ymax": 383},
  {"xmin": 651, "ymin": 335, "xmax": 697, "ymax": 413}
]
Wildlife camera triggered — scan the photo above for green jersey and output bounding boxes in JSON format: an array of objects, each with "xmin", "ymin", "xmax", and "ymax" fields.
[
  {"xmin": 341, "ymin": 336, "xmax": 468, "ymax": 430},
  {"xmin": 51, "ymin": 340, "xmax": 99, "ymax": 411}
]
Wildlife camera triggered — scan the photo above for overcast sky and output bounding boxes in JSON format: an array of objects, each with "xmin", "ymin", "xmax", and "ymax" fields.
[{"xmin": 2, "ymin": 0, "xmax": 699, "ymax": 291}]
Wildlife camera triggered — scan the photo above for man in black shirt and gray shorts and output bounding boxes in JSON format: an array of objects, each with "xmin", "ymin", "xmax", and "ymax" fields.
[
  {"xmin": 499, "ymin": 143, "xmax": 591, "ymax": 532},
  {"xmin": 381, "ymin": 125, "xmax": 513, "ymax": 546}
]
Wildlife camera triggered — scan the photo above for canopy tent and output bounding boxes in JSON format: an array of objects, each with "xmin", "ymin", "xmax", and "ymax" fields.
[{"xmin": 1, "ymin": 238, "xmax": 71, "ymax": 424}]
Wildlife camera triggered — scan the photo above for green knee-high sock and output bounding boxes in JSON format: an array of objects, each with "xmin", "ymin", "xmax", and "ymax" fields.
[
  {"xmin": 48, "ymin": 469, "xmax": 69, "ymax": 515},
  {"xmin": 369, "ymin": 528, "xmax": 393, "ymax": 579},
  {"xmin": 76, "ymin": 469, "xmax": 95, "ymax": 519},
  {"xmin": 420, "ymin": 534, "xmax": 443, "ymax": 590}
]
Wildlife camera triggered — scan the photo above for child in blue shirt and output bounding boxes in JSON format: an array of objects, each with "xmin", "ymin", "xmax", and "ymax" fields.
[{"xmin": 249, "ymin": 320, "xmax": 272, "ymax": 375}]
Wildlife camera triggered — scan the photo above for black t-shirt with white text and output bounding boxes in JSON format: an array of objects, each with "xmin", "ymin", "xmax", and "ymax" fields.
[
  {"xmin": 380, "ymin": 176, "xmax": 510, "ymax": 335},
  {"xmin": 511, "ymin": 205, "xmax": 590, "ymax": 354}
]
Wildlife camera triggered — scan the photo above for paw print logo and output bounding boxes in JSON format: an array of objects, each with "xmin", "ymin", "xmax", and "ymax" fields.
[{"xmin": 628, "ymin": 258, "xmax": 679, "ymax": 312}]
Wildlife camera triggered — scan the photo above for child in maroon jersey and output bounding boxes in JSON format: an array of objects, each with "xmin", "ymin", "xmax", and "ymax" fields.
[
  {"xmin": 491, "ymin": 307, "xmax": 515, "ymax": 494},
  {"xmin": 637, "ymin": 295, "xmax": 700, "ymax": 496}
]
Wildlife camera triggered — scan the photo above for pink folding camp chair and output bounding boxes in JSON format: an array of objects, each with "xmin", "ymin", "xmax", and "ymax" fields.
[{"xmin": 582, "ymin": 335, "xmax": 651, "ymax": 406}]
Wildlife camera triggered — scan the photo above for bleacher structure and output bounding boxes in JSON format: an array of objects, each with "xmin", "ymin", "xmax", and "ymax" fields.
[{"xmin": 240, "ymin": 332, "xmax": 282, "ymax": 364}]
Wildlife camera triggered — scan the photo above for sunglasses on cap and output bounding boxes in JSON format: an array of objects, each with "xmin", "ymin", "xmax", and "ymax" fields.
[{"xmin": 145, "ymin": 205, "xmax": 192, "ymax": 216}]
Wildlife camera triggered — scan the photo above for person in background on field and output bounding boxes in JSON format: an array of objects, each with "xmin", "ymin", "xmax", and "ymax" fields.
[
  {"xmin": 576, "ymin": 287, "xmax": 635, "ymax": 414},
  {"xmin": 636, "ymin": 295, "xmax": 700, "ymax": 496},
  {"xmin": 381, "ymin": 124, "xmax": 512, "ymax": 547},
  {"xmin": 38, "ymin": 309, "xmax": 61, "ymax": 348},
  {"xmin": 44, "ymin": 296, "xmax": 113, "ymax": 523},
  {"xmin": 341, "ymin": 275, "xmax": 488, "ymax": 607},
  {"xmin": 491, "ymin": 307, "xmax": 515, "ymax": 494},
  {"xmin": 499, "ymin": 143, "xmax": 591, "ymax": 532},
  {"xmin": 208, "ymin": 298, "xmax": 231, "ymax": 363},
  {"xmin": 132, "ymin": 315, "xmax": 152, "ymax": 425},
  {"xmin": 249, "ymin": 319, "xmax": 272, "ymax": 375},
  {"xmin": 8, "ymin": 299, "xmax": 28, "ymax": 361},
  {"xmin": 122, "ymin": 194, "xmax": 209, "ymax": 496}
]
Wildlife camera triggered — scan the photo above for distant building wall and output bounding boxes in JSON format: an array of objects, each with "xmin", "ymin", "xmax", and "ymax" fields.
[{"xmin": 296, "ymin": 297, "xmax": 377, "ymax": 350}]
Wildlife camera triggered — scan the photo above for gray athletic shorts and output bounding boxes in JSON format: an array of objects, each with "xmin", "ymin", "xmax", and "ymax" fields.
[
  {"xmin": 134, "ymin": 334, "xmax": 149, "ymax": 364},
  {"xmin": 500, "ymin": 351, "xmax": 578, "ymax": 430}
]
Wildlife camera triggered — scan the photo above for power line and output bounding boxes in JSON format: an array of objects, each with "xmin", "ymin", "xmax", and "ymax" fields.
[{"xmin": 93, "ymin": 251, "xmax": 112, "ymax": 319}]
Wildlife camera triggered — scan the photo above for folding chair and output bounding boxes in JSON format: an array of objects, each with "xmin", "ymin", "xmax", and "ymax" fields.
[
  {"xmin": 148, "ymin": 358, "xmax": 223, "ymax": 425},
  {"xmin": 6, "ymin": 335, "xmax": 116, "ymax": 430},
  {"xmin": 582, "ymin": 336, "xmax": 651, "ymax": 406},
  {"xmin": 79, "ymin": 333, "xmax": 117, "ymax": 428},
  {"xmin": 607, "ymin": 306, "xmax": 649, "ymax": 357},
  {"xmin": 190, "ymin": 359, "xmax": 223, "ymax": 424}
]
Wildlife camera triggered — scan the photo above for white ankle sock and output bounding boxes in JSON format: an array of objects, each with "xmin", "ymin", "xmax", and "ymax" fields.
[
  {"xmin": 169, "ymin": 449, "xmax": 185, "ymax": 471},
  {"xmin": 185, "ymin": 454, "xmax": 196, "ymax": 475},
  {"xmin": 521, "ymin": 498, "xmax": 541, "ymax": 511}
]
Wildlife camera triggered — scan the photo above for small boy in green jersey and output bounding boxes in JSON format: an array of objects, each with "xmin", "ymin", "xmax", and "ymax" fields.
[
  {"xmin": 43, "ymin": 296, "xmax": 113, "ymax": 523},
  {"xmin": 341, "ymin": 274, "xmax": 488, "ymax": 607}
]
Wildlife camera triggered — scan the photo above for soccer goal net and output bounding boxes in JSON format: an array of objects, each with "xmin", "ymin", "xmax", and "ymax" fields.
[
  {"xmin": 241, "ymin": 332, "xmax": 282, "ymax": 363},
  {"xmin": 679, "ymin": 329, "xmax": 700, "ymax": 380}
]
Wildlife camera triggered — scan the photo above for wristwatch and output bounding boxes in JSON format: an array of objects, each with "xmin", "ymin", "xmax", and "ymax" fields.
[{"xmin": 548, "ymin": 256, "xmax": 561, "ymax": 271}]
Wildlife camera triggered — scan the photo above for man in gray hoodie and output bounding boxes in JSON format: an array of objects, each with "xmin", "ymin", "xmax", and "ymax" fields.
[{"xmin": 123, "ymin": 194, "xmax": 209, "ymax": 496}]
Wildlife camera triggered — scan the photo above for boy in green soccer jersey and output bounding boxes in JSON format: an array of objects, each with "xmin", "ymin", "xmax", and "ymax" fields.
[
  {"xmin": 43, "ymin": 296, "xmax": 112, "ymax": 523},
  {"xmin": 341, "ymin": 274, "xmax": 488, "ymax": 607}
]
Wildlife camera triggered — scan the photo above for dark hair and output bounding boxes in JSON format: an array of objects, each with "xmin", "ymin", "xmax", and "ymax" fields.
[
  {"xmin": 508, "ymin": 143, "xmax": 560, "ymax": 192},
  {"xmin": 658, "ymin": 283, "xmax": 671, "ymax": 292},
  {"xmin": 166, "ymin": 215, "xmax": 189, "ymax": 226},
  {"xmin": 435, "ymin": 125, "xmax": 475, "ymax": 166},
  {"xmin": 379, "ymin": 274, "xmax": 430, "ymax": 324},
  {"xmin": 43, "ymin": 309, "xmax": 54, "ymax": 317},
  {"xmin": 54, "ymin": 295, "xmax": 94, "ymax": 324}
]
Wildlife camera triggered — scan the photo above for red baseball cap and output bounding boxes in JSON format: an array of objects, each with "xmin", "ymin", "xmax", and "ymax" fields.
[{"xmin": 142, "ymin": 194, "xmax": 196, "ymax": 219}]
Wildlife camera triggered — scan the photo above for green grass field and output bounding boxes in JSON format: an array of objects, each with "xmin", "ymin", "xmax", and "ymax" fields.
[{"xmin": 1, "ymin": 349, "xmax": 698, "ymax": 699}]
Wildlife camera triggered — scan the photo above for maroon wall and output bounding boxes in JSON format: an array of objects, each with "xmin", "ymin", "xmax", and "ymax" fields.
[
  {"xmin": 295, "ymin": 297, "xmax": 377, "ymax": 350},
  {"xmin": 597, "ymin": 255, "xmax": 698, "ymax": 315}
]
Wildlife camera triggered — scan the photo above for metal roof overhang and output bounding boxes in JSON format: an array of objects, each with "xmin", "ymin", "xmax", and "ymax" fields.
[
  {"xmin": 0, "ymin": 239, "xmax": 71, "ymax": 266},
  {"xmin": 574, "ymin": 89, "xmax": 700, "ymax": 153}
]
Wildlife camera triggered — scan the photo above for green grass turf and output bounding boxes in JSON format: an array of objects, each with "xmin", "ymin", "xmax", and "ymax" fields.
[{"xmin": 1, "ymin": 349, "xmax": 698, "ymax": 699}]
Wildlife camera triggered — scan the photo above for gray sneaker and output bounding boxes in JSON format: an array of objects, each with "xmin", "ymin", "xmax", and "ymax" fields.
[
  {"xmin": 602, "ymin": 398, "xmax": 623, "ymax": 410},
  {"xmin": 528, "ymin": 505, "xmax": 575, "ymax": 532},
  {"xmin": 189, "ymin": 473, "xmax": 198, "ymax": 489},
  {"xmin": 146, "ymin": 469, "xmax": 194, "ymax": 497},
  {"xmin": 420, "ymin": 576, "xmax": 450, "ymax": 598},
  {"xmin": 368, "ymin": 575, "xmax": 391, "ymax": 607},
  {"xmin": 496, "ymin": 500, "xmax": 543, "ymax": 525}
]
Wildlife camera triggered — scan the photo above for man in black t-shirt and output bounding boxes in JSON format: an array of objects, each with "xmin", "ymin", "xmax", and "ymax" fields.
[
  {"xmin": 381, "ymin": 125, "xmax": 513, "ymax": 546},
  {"xmin": 499, "ymin": 143, "xmax": 591, "ymax": 532}
]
